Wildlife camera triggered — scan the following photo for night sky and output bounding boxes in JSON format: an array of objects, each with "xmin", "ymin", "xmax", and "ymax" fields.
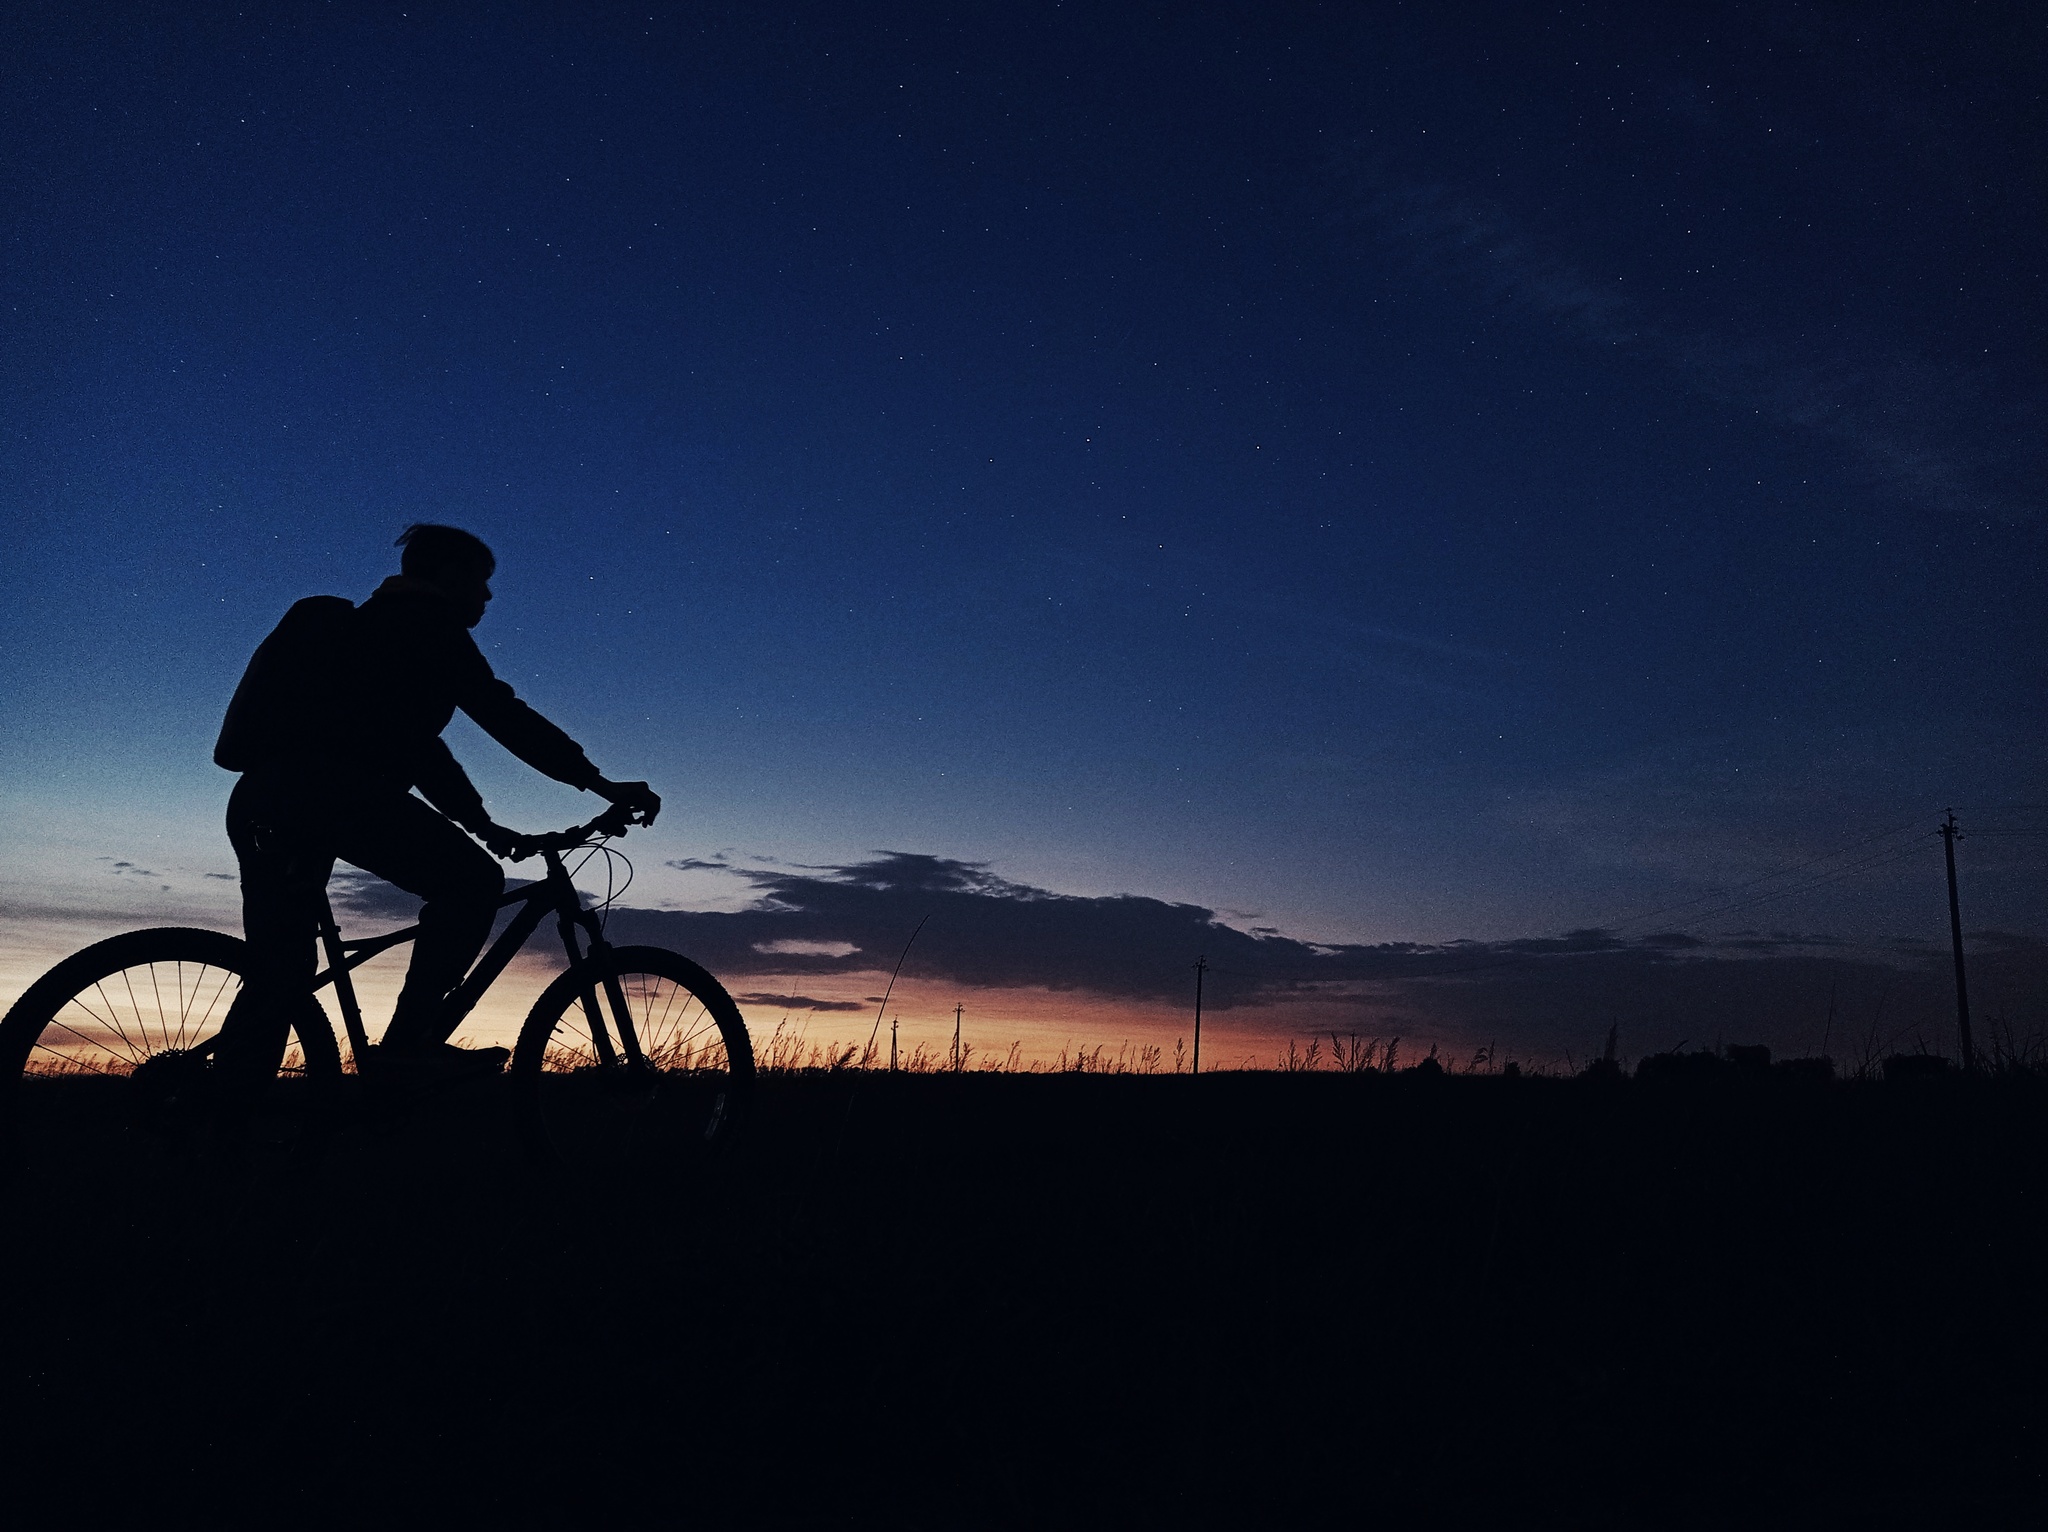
[{"xmin": 4, "ymin": 3, "xmax": 2042, "ymax": 1065}]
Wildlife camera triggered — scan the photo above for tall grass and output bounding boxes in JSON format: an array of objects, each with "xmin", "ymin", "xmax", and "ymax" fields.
[
  {"xmin": 539, "ymin": 1032, "xmax": 731, "ymax": 1073},
  {"xmin": 745, "ymin": 1016, "xmax": 2048, "ymax": 1080},
  {"xmin": 25, "ymin": 1044, "xmax": 312, "ymax": 1079},
  {"xmin": 754, "ymin": 1020, "xmax": 1177, "ymax": 1075},
  {"xmin": 1974, "ymin": 1012, "xmax": 2048, "ymax": 1077},
  {"xmin": 748, "ymin": 1023, "xmax": 1455, "ymax": 1076}
]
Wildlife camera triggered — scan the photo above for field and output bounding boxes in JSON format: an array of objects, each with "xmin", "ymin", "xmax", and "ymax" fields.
[{"xmin": 5, "ymin": 1068, "xmax": 2046, "ymax": 1527}]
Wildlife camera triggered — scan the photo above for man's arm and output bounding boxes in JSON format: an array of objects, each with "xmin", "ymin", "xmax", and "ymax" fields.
[
  {"xmin": 456, "ymin": 668, "xmax": 604, "ymax": 789},
  {"xmin": 410, "ymin": 739, "xmax": 491, "ymax": 831},
  {"xmin": 452, "ymin": 639, "xmax": 661, "ymax": 824},
  {"xmin": 410, "ymin": 740, "xmax": 545, "ymax": 857}
]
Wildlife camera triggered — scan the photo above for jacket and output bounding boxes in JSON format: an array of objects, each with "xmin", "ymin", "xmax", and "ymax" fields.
[{"xmin": 214, "ymin": 578, "xmax": 601, "ymax": 828}]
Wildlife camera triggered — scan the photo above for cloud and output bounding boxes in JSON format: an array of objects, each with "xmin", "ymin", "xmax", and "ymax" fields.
[
  {"xmin": 96, "ymin": 857, "xmax": 171, "ymax": 892},
  {"xmin": 593, "ymin": 851, "xmax": 2048, "ymax": 1061},
  {"xmin": 328, "ymin": 868, "xmax": 424, "ymax": 921},
  {"xmin": 607, "ymin": 851, "xmax": 1373, "ymax": 1008},
  {"xmin": 735, "ymin": 992, "xmax": 867, "ymax": 1013},
  {"xmin": 23, "ymin": 847, "xmax": 2030, "ymax": 1064},
  {"xmin": 754, "ymin": 938, "xmax": 861, "ymax": 958},
  {"xmin": 327, "ymin": 870, "xmax": 544, "ymax": 935}
]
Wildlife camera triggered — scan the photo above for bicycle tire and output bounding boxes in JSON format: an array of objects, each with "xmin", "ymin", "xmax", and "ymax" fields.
[
  {"xmin": 511, "ymin": 944, "xmax": 755, "ymax": 1167},
  {"xmin": 0, "ymin": 927, "xmax": 342, "ymax": 1117}
]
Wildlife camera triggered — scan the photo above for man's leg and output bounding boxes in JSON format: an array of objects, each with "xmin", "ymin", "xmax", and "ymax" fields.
[
  {"xmin": 332, "ymin": 794, "xmax": 504, "ymax": 1054},
  {"xmin": 215, "ymin": 776, "xmax": 332, "ymax": 1108}
]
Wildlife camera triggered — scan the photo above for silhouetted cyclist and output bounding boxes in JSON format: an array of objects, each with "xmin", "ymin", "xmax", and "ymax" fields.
[{"xmin": 211, "ymin": 524, "xmax": 661, "ymax": 1102}]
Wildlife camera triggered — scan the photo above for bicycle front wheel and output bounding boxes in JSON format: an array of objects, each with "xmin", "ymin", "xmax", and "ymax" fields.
[
  {"xmin": 511, "ymin": 945, "xmax": 755, "ymax": 1167},
  {"xmin": 1, "ymin": 927, "xmax": 342, "ymax": 1116}
]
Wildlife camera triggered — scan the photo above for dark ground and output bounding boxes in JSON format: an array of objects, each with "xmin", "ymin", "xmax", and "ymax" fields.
[{"xmin": 4, "ymin": 1070, "xmax": 2045, "ymax": 1528}]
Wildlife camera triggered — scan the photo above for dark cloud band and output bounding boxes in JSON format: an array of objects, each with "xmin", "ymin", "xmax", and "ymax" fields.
[{"xmin": 593, "ymin": 853, "xmax": 2042, "ymax": 1058}]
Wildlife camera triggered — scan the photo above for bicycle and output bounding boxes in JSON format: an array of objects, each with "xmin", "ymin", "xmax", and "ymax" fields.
[{"xmin": 0, "ymin": 804, "xmax": 755, "ymax": 1163}]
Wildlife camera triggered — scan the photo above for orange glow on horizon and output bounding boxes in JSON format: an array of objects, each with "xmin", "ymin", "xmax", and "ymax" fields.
[{"xmin": 1, "ymin": 911, "xmax": 1487, "ymax": 1073}]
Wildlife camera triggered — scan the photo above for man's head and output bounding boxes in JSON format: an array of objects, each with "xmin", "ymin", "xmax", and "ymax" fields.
[{"xmin": 395, "ymin": 523, "xmax": 495, "ymax": 627}]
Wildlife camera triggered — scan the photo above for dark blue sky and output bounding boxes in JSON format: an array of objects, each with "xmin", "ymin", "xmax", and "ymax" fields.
[{"xmin": 3, "ymin": 2, "xmax": 2042, "ymax": 1047}]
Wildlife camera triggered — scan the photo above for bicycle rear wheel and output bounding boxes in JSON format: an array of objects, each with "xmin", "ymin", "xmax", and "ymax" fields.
[
  {"xmin": 511, "ymin": 944, "xmax": 755, "ymax": 1168},
  {"xmin": 1, "ymin": 927, "xmax": 342, "ymax": 1129}
]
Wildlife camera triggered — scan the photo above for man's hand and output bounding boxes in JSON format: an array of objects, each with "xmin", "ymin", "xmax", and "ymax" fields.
[
  {"xmin": 474, "ymin": 820, "xmax": 530, "ymax": 861},
  {"xmin": 593, "ymin": 778, "xmax": 662, "ymax": 826}
]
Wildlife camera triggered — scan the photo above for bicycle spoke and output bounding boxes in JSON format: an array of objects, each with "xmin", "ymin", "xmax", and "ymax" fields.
[
  {"xmin": 33, "ymin": 966, "xmax": 245, "ymax": 1072},
  {"xmin": 76, "ymin": 989, "xmax": 148, "ymax": 1067},
  {"xmin": 13, "ymin": 931, "xmax": 331, "ymax": 1090},
  {"xmin": 519, "ymin": 950, "xmax": 751, "ymax": 1165},
  {"xmin": 134, "ymin": 966, "xmax": 177, "ymax": 1059},
  {"xmin": 199, "ymin": 965, "xmax": 240, "ymax": 1033},
  {"xmin": 38, "ymin": 1013, "xmax": 131, "ymax": 1054},
  {"xmin": 545, "ymin": 975, "xmax": 721, "ymax": 1071},
  {"xmin": 48, "ymin": 1010, "xmax": 155, "ymax": 1071},
  {"xmin": 179, "ymin": 958, "xmax": 216, "ymax": 1044},
  {"xmin": 101, "ymin": 979, "xmax": 150, "ymax": 1063},
  {"xmin": 26, "ymin": 1038, "xmax": 122, "ymax": 1077},
  {"xmin": 145, "ymin": 963, "xmax": 169, "ymax": 1056},
  {"xmin": 164, "ymin": 962, "xmax": 189, "ymax": 1052},
  {"xmin": 172, "ymin": 959, "xmax": 219, "ymax": 1052},
  {"xmin": 46, "ymin": 989, "xmax": 122, "ymax": 1043}
]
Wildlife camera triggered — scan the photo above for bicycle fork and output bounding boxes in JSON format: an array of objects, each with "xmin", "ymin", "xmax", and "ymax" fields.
[{"xmin": 547, "ymin": 851, "xmax": 645, "ymax": 1070}]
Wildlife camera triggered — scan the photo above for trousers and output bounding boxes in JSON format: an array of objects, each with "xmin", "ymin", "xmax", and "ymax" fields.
[{"xmin": 215, "ymin": 772, "xmax": 504, "ymax": 1082}]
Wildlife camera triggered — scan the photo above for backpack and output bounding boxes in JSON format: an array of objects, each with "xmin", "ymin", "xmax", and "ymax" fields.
[{"xmin": 213, "ymin": 596, "xmax": 357, "ymax": 772}]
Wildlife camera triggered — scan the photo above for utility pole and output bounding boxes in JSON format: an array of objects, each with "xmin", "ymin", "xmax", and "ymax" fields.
[
  {"xmin": 1191, "ymin": 956, "xmax": 1208, "ymax": 1075},
  {"xmin": 1940, "ymin": 810, "xmax": 1975, "ymax": 1071},
  {"xmin": 953, "ymin": 1002, "xmax": 964, "ymax": 1073},
  {"xmin": 889, "ymin": 1016, "xmax": 899, "ymax": 1072}
]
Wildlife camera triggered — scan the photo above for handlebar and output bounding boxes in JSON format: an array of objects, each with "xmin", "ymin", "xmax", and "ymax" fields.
[{"xmin": 498, "ymin": 803, "xmax": 644, "ymax": 861}]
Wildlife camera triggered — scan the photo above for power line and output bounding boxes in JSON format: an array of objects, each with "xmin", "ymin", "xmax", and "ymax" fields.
[
  {"xmin": 1594, "ymin": 815, "xmax": 1935, "ymax": 933},
  {"xmin": 1206, "ymin": 935, "xmax": 1651, "ymax": 989},
  {"xmin": 1196, "ymin": 802, "xmax": 2033, "ymax": 1006},
  {"xmin": 1665, "ymin": 840, "xmax": 1931, "ymax": 926},
  {"xmin": 1200, "ymin": 811, "xmax": 1959, "ymax": 990}
]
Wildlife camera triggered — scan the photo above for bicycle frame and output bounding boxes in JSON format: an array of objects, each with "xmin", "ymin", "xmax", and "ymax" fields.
[{"xmin": 308, "ymin": 845, "xmax": 645, "ymax": 1067}]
